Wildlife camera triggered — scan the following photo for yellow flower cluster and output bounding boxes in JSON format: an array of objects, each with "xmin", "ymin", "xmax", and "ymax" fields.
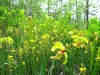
[
  {"xmin": 22, "ymin": 62, "xmax": 25, "ymax": 66},
  {"xmin": 11, "ymin": 49, "xmax": 16, "ymax": 54},
  {"xmin": 79, "ymin": 67, "xmax": 86, "ymax": 73},
  {"xmin": 69, "ymin": 29, "xmax": 85, "ymax": 36},
  {"xmin": 42, "ymin": 34, "xmax": 49, "ymax": 39},
  {"xmin": 30, "ymin": 39, "xmax": 35, "ymax": 43},
  {"xmin": 8, "ymin": 56, "xmax": 13, "ymax": 60},
  {"xmin": 0, "ymin": 37, "xmax": 14, "ymax": 44},
  {"xmin": 71, "ymin": 35, "xmax": 88, "ymax": 48},
  {"xmin": 19, "ymin": 48, "xmax": 23, "ymax": 55}
]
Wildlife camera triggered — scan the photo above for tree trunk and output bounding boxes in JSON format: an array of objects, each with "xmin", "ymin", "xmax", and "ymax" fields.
[
  {"xmin": 48, "ymin": 0, "xmax": 50, "ymax": 16},
  {"xmin": 60, "ymin": 0, "xmax": 62, "ymax": 17},
  {"xmin": 86, "ymin": 0, "xmax": 89, "ymax": 28},
  {"xmin": 76, "ymin": 0, "xmax": 78, "ymax": 23}
]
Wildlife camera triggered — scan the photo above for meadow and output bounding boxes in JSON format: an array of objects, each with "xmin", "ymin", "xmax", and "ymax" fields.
[{"xmin": 0, "ymin": 9, "xmax": 100, "ymax": 75}]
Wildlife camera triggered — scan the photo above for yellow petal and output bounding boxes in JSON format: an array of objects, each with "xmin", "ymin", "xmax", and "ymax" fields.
[
  {"xmin": 62, "ymin": 52, "xmax": 68, "ymax": 65},
  {"xmin": 71, "ymin": 35, "xmax": 79, "ymax": 39},
  {"xmin": 51, "ymin": 42, "xmax": 65, "ymax": 51},
  {"xmin": 79, "ymin": 37, "xmax": 88, "ymax": 43},
  {"xmin": 50, "ymin": 51, "xmax": 62, "ymax": 59}
]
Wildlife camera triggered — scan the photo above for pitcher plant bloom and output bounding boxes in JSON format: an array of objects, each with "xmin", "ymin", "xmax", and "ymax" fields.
[
  {"xmin": 50, "ymin": 42, "xmax": 68, "ymax": 65},
  {"xmin": 71, "ymin": 35, "xmax": 88, "ymax": 48}
]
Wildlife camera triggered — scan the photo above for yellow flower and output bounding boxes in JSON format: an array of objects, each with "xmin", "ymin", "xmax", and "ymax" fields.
[
  {"xmin": 73, "ymin": 41, "xmax": 86, "ymax": 48},
  {"xmin": 22, "ymin": 62, "xmax": 25, "ymax": 66},
  {"xmin": 39, "ymin": 41, "xmax": 42, "ymax": 44},
  {"xmin": 36, "ymin": 58, "xmax": 39, "ymax": 62},
  {"xmin": 79, "ymin": 67, "xmax": 86, "ymax": 73},
  {"xmin": 50, "ymin": 50, "xmax": 64, "ymax": 59},
  {"xmin": 66, "ymin": 43, "xmax": 70, "ymax": 48},
  {"xmin": 95, "ymin": 57, "xmax": 100, "ymax": 62},
  {"xmin": 19, "ymin": 48, "xmax": 23, "ymax": 55},
  {"xmin": 71, "ymin": 35, "xmax": 88, "ymax": 48},
  {"xmin": 68, "ymin": 31, "xmax": 73, "ymax": 35},
  {"xmin": 51, "ymin": 42, "xmax": 65, "ymax": 52},
  {"xmin": 50, "ymin": 42, "xmax": 68, "ymax": 65},
  {"xmin": 30, "ymin": 39, "xmax": 35, "ymax": 43},
  {"xmin": 11, "ymin": 49, "xmax": 16, "ymax": 53},
  {"xmin": 42, "ymin": 34, "xmax": 49, "ymax": 39},
  {"xmin": 8, "ymin": 56, "xmax": 13, "ymax": 60}
]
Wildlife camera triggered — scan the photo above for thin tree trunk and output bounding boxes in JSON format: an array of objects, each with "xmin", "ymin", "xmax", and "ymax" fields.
[
  {"xmin": 86, "ymin": 0, "xmax": 89, "ymax": 28},
  {"xmin": 30, "ymin": 0, "xmax": 32, "ymax": 16},
  {"xmin": 60, "ymin": 0, "xmax": 62, "ymax": 17},
  {"xmin": 76, "ymin": 0, "xmax": 78, "ymax": 23},
  {"xmin": 48, "ymin": 0, "xmax": 50, "ymax": 16},
  {"xmin": 26, "ymin": 0, "xmax": 29, "ymax": 17}
]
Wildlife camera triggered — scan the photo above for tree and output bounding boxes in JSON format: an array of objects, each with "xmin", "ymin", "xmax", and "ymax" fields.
[{"xmin": 86, "ymin": 0, "xmax": 89, "ymax": 28}]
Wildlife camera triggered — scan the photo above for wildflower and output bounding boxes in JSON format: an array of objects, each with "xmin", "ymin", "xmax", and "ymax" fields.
[
  {"xmin": 0, "ymin": 38, "xmax": 4, "ymax": 43},
  {"xmin": 50, "ymin": 42, "xmax": 68, "ymax": 65},
  {"xmin": 36, "ymin": 58, "xmax": 39, "ymax": 62},
  {"xmin": 22, "ymin": 62, "xmax": 25, "ymax": 66},
  {"xmin": 11, "ymin": 49, "xmax": 16, "ymax": 53},
  {"xmin": 50, "ymin": 50, "xmax": 66, "ymax": 59},
  {"xmin": 15, "ymin": 28, "xmax": 19, "ymax": 35},
  {"xmin": 8, "ymin": 56, "xmax": 13, "ymax": 60},
  {"xmin": 19, "ymin": 48, "xmax": 23, "ymax": 55},
  {"xmin": 66, "ymin": 43, "xmax": 70, "ymax": 48},
  {"xmin": 42, "ymin": 34, "xmax": 49, "ymax": 39},
  {"xmin": 95, "ymin": 57, "xmax": 100, "ymax": 62},
  {"xmin": 79, "ymin": 67, "xmax": 86, "ymax": 73},
  {"xmin": 71, "ymin": 35, "xmax": 88, "ymax": 48},
  {"xmin": 51, "ymin": 42, "xmax": 65, "ymax": 52},
  {"xmin": 7, "ymin": 37, "xmax": 14, "ymax": 44},
  {"xmin": 72, "ymin": 41, "xmax": 86, "ymax": 48},
  {"xmin": 68, "ymin": 31, "xmax": 73, "ymax": 35},
  {"xmin": 30, "ymin": 39, "xmax": 35, "ymax": 43}
]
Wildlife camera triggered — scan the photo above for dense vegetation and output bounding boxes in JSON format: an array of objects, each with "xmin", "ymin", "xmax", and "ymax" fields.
[{"xmin": 0, "ymin": 0, "xmax": 100, "ymax": 75}]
